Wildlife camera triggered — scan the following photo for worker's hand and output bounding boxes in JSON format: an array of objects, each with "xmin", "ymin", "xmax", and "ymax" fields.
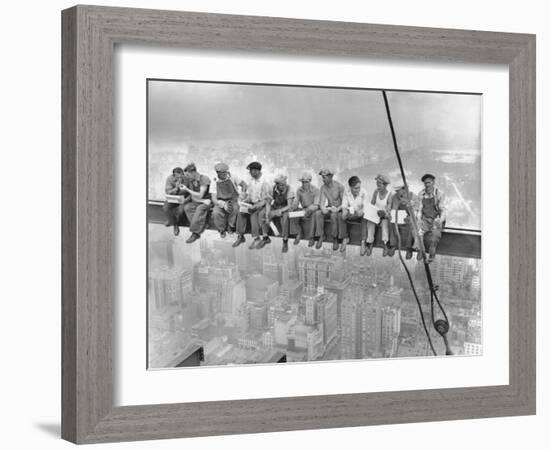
[
  {"xmin": 217, "ymin": 200, "xmax": 226, "ymax": 208},
  {"xmin": 202, "ymin": 199, "xmax": 212, "ymax": 206},
  {"xmin": 377, "ymin": 210, "xmax": 386, "ymax": 219},
  {"xmin": 306, "ymin": 205, "xmax": 317, "ymax": 213},
  {"xmin": 434, "ymin": 218, "xmax": 442, "ymax": 227}
]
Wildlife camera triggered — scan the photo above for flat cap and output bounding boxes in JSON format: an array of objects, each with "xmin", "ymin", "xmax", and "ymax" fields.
[
  {"xmin": 274, "ymin": 174, "xmax": 287, "ymax": 184},
  {"xmin": 299, "ymin": 172, "xmax": 312, "ymax": 182},
  {"xmin": 421, "ymin": 173, "xmax": 436, "ymax": 182},
  {"xmin": 374, "ymin": 174, "xmax": 390, "ymax": 185},
  {"xmin": 214, "ymin": 162, "xmax": 229, "ymax": 172},
  {"xmin": 318, "ymin": 168, "xmax": 334, "ymax": 176},
  {"xmin": 246, "ymin": 161, "xmax": 262, "ymax": 171}
]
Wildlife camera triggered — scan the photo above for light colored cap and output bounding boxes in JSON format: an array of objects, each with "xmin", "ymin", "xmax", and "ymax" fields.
[
  {"xmin": 274, "ymin": 174, "xmax": 287, "ymax": 184},
  {"xmin": 318, "ymin": 168, "xmax": 334, "ymax": 176},
  {"xmin": 375, "ymin": 174, "xmax": 390, "ymax": 185},
  {"xmin": 214, "ymin": 162, "xmax": 229, "ymax": 172},
  {"xmin": 299, "ymin": 172, "xmax": 312, "ymax": 182}
]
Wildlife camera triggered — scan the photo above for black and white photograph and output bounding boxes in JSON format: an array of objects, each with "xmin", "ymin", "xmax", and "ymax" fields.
[{"xmin": 147, "ymin": 79, "xmax": 482, "ymax": 369}]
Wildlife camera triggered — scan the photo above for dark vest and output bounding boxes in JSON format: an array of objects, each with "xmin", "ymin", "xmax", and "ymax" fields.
[
  {"xmin": 216, "ymin": 178, "xmax": 238, "ymax": 201},
  {"xmin": 272, "ymin": 184, "xmax": 290, "ymax": 209}
]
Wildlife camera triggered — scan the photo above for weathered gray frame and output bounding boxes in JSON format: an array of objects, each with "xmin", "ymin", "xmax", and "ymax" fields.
[{"xmin": 62, "ymin": 5, "xmax": 536, "ymax": 444}]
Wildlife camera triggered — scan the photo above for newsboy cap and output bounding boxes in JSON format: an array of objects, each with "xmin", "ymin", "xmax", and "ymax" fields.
[
  {"xmin": 421, "ymin": 173, "xmax": 436, "ymax": 182},
  {"xmin": 299, "ymin": 172, "xmax": 312, "ymax": 182},
  {"xmin": 214, "ymin": 162, "xmax": 229, "ymax": 172},
  {"xmin": 374, "ymin": 174, "xmax": 390, "ymax": 185},
  {"xmin": 274, "ymin": 174, "xmax": 288, "ymax": 184},
  {"xmin": 246, "ymin": 161, "xmax": 262, "ymax": 171},
  {"xmin": 318, "ymin": 168, "xmax": 334, "ymax": 176}
]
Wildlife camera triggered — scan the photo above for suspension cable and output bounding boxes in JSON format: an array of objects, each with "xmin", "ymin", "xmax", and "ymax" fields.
[{"xmin": 382, "ymin": 90, "xmax": 452, "ymax": 356}]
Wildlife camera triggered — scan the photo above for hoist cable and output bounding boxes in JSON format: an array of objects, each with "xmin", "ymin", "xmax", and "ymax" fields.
[{"xmin": 382, "ymin": 90, "xmax": 452, "ymax": 356}]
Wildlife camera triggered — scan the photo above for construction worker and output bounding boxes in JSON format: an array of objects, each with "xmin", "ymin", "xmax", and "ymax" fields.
[
  {"xmin": 290, "ymin": 172, "xmax": 320, "ymax": 247},
  {"xmin": 177, "ymin": 163, "xmax": 213, "ymax": 243},
  {"xmin": 340, "ymin": 176, "xmax": 369, "ymax": 253},
  {"xmin": 390, "ymin": 185, "xmax": 420, "ymax": 259},
  {"xmin": 262, "ymin": 174, "xmax": 295, "ymax": 253},
  {"xmin": 417, "ymin": 173, "xmax": 447, "ymax": 263},
  {"xmin": 211, "ymin": 162, "xmax": 247, "ymax": 239},
  {"xmin": 233, "ymin": 161, "xmax": 271, "ymax": 249},
  {"xmin": 316, "ymin": 168, "xmax": 345, "ymax": 251},
  {"xmin": 162, "ymin": 167, "xmax": 186, "ymax": 236},
  {"xmin": 365, "ymin": 174, "xmax": 393, "ymax": 256}
]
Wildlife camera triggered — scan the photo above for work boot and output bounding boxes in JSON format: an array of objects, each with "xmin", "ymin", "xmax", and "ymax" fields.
[
  {"xmin": 340, "ymin": 237, "xmax": 349, "ymax": 253},
  {"xmin": 382, "ymin": 243, "xmax": 389, "ymax": 257},
  {"xmin": 186, "ymin": 232, "xmax": 200, "ymax": 244},
  {"xmin": 416, "ymin": 250, "xmax": 423, "ymax": 261},
  {"xmin": 248, "ymin": 237, "xmax": 261, "ymax": 249},
  {"xmin": 405, "ymin": 249, "xmax": 413, "ymax": 260},
  {"xmin": 173, "ymin": 224, "xmax": 180, "ymax": 236},
  {"xmin": 332, "ymin": 240, "xmax": 339, "ymax": 251},
  {"xmin": 220, "ymin": 231, "xmax": 227, "ymax": 239},
  {"xmin": 366, "ymin": 243, "xmax": 373, "ymax": 256},
  {"xmin": 232, "ymin": 234, "xmax": 246, "ymax": 248},
  {"xmin": 257, "ymin": 236, "xmax": 271, "ymax": 249},
  {"xmin": 387, "ymin": 246, "xmax": 395, "ymax": 257},
  {"xmin": 308, "ymin": 238, "xmax": 315, "ymax": 247},
  {"xmin": 293, "ymin": 234, "xmax": 301, "ymax": 246},
  {"xmin": 282, "ymin": 239, "xmax": 289, "ymax": 253},
  {"xmin": 360, "ymin": 240, "xmax": 367, "ymax": 256},
  {"xmin": 315, "ymin": 236, "xmax": 324, "ymax": 250},
  {"xmin": 164, "ymin": 221, "xmax": 172, "ymax": 227}
]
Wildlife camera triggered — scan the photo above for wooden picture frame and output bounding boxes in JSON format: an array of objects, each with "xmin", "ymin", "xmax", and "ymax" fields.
[{"xmin": 61, "ymin": 5, "xmax": 536, "ymax": 444}]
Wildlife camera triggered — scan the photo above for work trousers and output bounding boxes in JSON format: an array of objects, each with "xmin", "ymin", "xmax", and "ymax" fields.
[
  {"xmin": 212, "ymin": 199, "xmax": 239, "ymax": 233},
  {"xmin": 419, "ymin": 217, "xmax": 444, "ymax": 250},
  {"xmin": 262, "ymin": 210, "xmax": 290, "ymax": 238},
  {"xmin": 314, "ymin": 210, "xmax": 342, "ymax": 239},
  {"xmin": 183, "ymin": 201, "xmax": 211, "ymax": 234},
  {"xmin": 366, "ymin": 218, "xmax": 390, "ymax": 244},
  {"xmin": 163, "ymin": 202, "xmax": 185, "ymax": 226},
  {"xmin": 237, "ymin": 207, "xmax": 266, "ymax": 238},
  {"xmin": 340, "ymin": 211, "xmax": 367, "ymax": 241},
  {"xmin": 289, "ymin": 208, "xmax": 316, "ymax": 239}
]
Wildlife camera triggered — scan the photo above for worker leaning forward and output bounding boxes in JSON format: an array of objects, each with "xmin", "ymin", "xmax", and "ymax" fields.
[
  {"xmin": 340, "ymin": 176, "xmax": 369, "ymax": 253},
  {"xmin": 365, "ymin": 174, "xmax": 393, "ymax": 256},
  {"xmin": 233, "ymin": 161, "xmax": 272, "ymax": 249},
  {"xmin": 315, "ymin": 168, "xmax": 345, "ymax": 251},
  {"xmin": 177, "ymin": 163, "xmax": 213, "ymax": 243},
  {"xmin": 211, "ymin": 162, "xmax": 247, "ymax": 239},
  {"xmin": 389, "ymin": 185, "xmax": 420, "ymax": 260},
  {"xmin": 262, "ymin": 174, "xmax": 295, "ymax": 253},
  {"xmin": 417, "ymin": 173, "xmax": 446, "ymax": 263},
  {"xmin": 290, "ymin": 172, "xmax": 320, "ymax": 248},
  {"xmin": 162, "ymin": 167, "xmax": 186, "ymax": 236}
]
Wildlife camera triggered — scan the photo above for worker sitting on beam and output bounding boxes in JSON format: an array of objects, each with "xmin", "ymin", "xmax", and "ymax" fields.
[
  {"xmin": 262, "ymin": 174, "xmax": 295, "ymax": 253},
  {"xmin": 211, "ymin": 162, "xmax": 247, "ymax": 239},
  {"xmin": 340, "ymin": 176, "xmax": 368, "ymax": 253},
  {"xmin": 178, "ymin": 163, "xmax": 213, "ymax": 244},
  {"xmin": 417, "ymin": 173, "xmax": 447, "ymax": 263},
  {"xmin": 233, "ymin": 161, "xmax": 272, "ymax": 249},
  {"xmin": 162, "ymin": 167, "xmax": 186, "ymax": 236},
  {"xmin": 290, "ymin": 172, "xmax": 320, "ymax": 248}
]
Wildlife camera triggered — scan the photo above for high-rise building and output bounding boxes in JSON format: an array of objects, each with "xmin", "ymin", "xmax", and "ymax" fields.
[
  {"xmin": 341, "ymin": 287, "xmax": 362, "ymax": 359},
  {"xmin": 298, "ymin": 254, "xmax": 344, "ymax": 289},
  {"xmin": 381, "ymin": 305, "xmax": 401, "ymax": 357},
  {"xmin": 361, "ymin": 300, "xmax": 382, "ymax": 358},
  {"xmin": 249, "ymin": 302, "xmax": 268, "ymax": 330},
  {"xmin": 149, "ymin": 266, "xmax": 193, "ymax": 311}
]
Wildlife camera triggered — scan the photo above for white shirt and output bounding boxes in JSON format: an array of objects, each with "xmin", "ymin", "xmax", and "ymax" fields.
[{"xmin": 342, "ymin": 187, "xmax": 368, "ymax": 215}]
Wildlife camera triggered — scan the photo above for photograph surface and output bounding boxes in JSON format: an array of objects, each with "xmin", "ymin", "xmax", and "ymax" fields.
[{"xmin": 147, "ymin": 80, "xmax": 482, "ymax": 369}]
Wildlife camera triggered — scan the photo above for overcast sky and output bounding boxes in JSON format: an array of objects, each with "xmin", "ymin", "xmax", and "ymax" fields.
[{"xmin": 148, "ymin": 80, "xmax": 481, "ymax": 148}]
